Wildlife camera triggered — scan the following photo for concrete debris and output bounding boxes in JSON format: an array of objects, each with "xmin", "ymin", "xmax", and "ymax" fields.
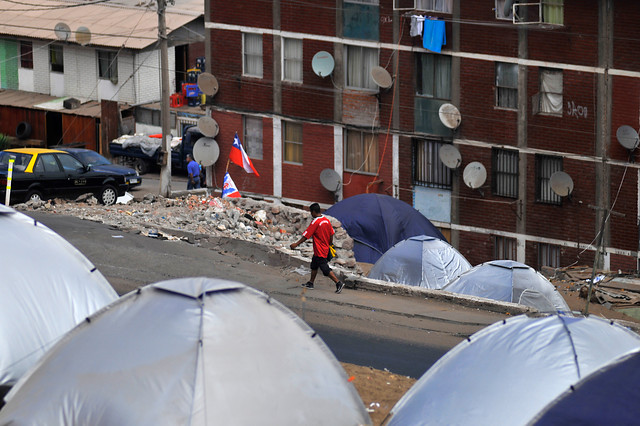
[{"xmin": 15, "ymin": 193, "xmax": 361, "ymax": 273}]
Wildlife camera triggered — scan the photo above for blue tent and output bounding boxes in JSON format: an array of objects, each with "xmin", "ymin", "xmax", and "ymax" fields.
[
  {"xmin": 532, "ymin": 350, "xmax": 640, "ymax": 425},
  {"xmin": 325, "ymin": 194, "xmax": 446, "ymax": 263}
]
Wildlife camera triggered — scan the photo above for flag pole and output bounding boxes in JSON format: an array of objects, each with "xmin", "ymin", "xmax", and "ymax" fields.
[{"xmin": 225, "ymin": 157, "xmax": 230, "ymax": 173}]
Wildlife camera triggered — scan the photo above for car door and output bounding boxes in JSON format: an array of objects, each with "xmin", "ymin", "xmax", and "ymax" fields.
[
  {"xmin": 55, "ymin": 153, "xmax": 96, "ymax": 198},
  {"xmin": 32, "ymin": 153, "xmax": 66, "ymax": 198}
]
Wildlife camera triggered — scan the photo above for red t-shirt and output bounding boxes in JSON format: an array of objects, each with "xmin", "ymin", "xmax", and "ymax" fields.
[{"xmin": 302, "ymin": 215, "xmax": 334, "ymax": 258}]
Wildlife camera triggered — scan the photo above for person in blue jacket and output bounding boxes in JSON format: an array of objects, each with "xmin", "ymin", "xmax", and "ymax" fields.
[{"xmin": 186, "ymin": 154, "xmax": 200, "ymax": 189}]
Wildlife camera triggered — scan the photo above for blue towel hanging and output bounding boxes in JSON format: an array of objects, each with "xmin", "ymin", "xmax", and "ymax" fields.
[{"xmin": 423, "ymin": 19, "xmax": 446, "ymax": 53}]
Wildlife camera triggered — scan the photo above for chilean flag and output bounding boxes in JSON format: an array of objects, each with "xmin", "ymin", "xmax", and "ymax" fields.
[
  {"xmin": 222, "ymin": 172, "xmax": 241, "ymax": 198},
  {"xmin": 230, "ymin": 132, "xmax": 260, "ymax": 176}
]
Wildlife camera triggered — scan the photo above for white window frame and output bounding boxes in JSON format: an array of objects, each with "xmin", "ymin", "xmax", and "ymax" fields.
[
  {"xmin": 539, "ymin": 68, "xmax": 563, "ymax": 115},
  {"xmin": 243, "ymin": 116, "xmax": 263, "ymax": 160},
  {"xmin": 97, "ymin": 50, "xmax": 118, "ymax": 84},
  {"xmin": 282, "ymin": 37, "xmax": 303, "ymax": 83},
  {"xmin": 495, "ymin": 62, "xmax": 518, "ymax": 109},
  {"xmin": 345, "ymin": 45, "xmax": 378, "ymax": 91},
  {"xmin": 243, "ymin": 33, "xmax": 263, "ymax": 78},
  {"xmin": 415, "ymin": 0, "xmax": 452, "ymax": 13}
]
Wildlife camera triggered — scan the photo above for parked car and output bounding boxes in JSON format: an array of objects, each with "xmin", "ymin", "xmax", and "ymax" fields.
[
  {"xmin": 57, "ymin": 147, "xmax": 141, "ymax": 188},
  {"xmin": 0, "ymin": 148, "xmax": 128, "ymax": 206}
]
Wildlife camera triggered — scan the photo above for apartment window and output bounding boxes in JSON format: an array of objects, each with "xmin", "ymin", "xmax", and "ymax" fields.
[
  {"xmin": 345, "ymin": 130, "xmax": 378, "ymax": 174},
  {"xmin": 50, "ymin": 45, "xmax": 64, "ymax": 73},
  {"xmin": 97, "ymin": 50, "xmax": 118, "ymax": 84},
  {"xmin": 136, "ymin": 108, "xmax": 161, "ymax": 126},
  {"xmin": 346, "ymin": 45, "xmax": 377, "ymax": 90},
  {"xmin": 413, "ymin": 139, "xmax": 451, "ymax": 189},
  {"xmin": 535, "ymin": 154, "xmax": 562, "ymax": 205},
  {"xmin": 282, "ymin": 38, "xmax": 303, "ymax": 82},
  {"xmin": 416, "ymin": 53, "xmax": 451, "ymax": 100},
  {"xmin": 539, "ymin": 69, "xmax": 563, "ymax": 115},
  {"xmin": 243, "ymin": 116, "xmax": 263, "ymax": 160},
  {"xmin": 492, "ymin": 148, "xmax": 519, "ymax": 198},
  {"xmin": 20, "ymin": 41, "xmax": 33, "ymax": 69},
  {"xmin": 494, "ymin": 236, "xmax": 517, "ymax": 260},
  {"xmin": 495, "ymin": 0, "xmax": 513, "ymax": 20},
  {"xmin": 416, "ymin": 0, "xmax": 452, "ymax": 13},
  {"xmin": 538, "ymin": 243, "xmax": 560, "ymax": 268},
  {"xmin": 243, "ymin": 33, "xmax": 263, "ymax": 78},
  {"xmin": 345, "ymin": 0, "xmax": 378, "ymax": 4},
  {"xmin": 495, "ymin": 62, "xmax": 517, "ymax": 109},
  {"xmin": 543, "ymin": 0, "xmax": 563, "ymax": 25},
  {"xmin": 283, "ymin": 121, "xmax": 303, "ymax": 164}
]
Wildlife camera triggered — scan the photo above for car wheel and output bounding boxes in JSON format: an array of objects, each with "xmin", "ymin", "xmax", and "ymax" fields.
[
  {"xmin": 134, "ymin": 159, "xmax": 149, "ymax": 175},
  {"xmin": 25, "ymin": 190, "xmax": 43, "ymax": 203},
  {"xmin": 99, "ymin": 185, "xmax": 118, "ymax": 206}
]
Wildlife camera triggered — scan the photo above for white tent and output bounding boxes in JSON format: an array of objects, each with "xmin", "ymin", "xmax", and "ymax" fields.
[
  {"xmin": 368, "ymin": 235, "xmax": 471, "ymax": 289},
  {"xmin": 441, "ymin": 260, "xmax": 571, "ymax": 313},
  {"xmin": 387, "ymin": 314, "xmax": 640, "ymax": 426},
  {"xmin": 0, "ymin": 277, "xmax": 371, "ymax": 426},
  {"xmin": 0, "ymin": 205, "xmax": 117, "ymax": 386}
]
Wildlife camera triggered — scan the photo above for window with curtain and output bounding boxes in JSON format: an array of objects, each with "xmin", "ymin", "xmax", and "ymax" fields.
[
  {"xmin": 50, "ymin": 45, "xmax": 64, "ymax": 73},
  {"xmin": 416, "ymin": 0, "xmax": 452, "ymax": 13},
  {"xmin": 346, "ymin": 45, "xmax": 377, "ymax": 90},
  {"xmin": 416, "ymin": 53, "xmax": 451, "ymax": 100},
  {"xmin": 542, "ymin": 0, "xmax": 563, "ymax": 25},
  {"xmin": 495, "ymin": 62, "xmax": 517, "ymax": 109},
  {"xmin": 283, "ymin": 38, "xmax": 303, "ymax": 82},
  {"xmin": 538, "ymin": 243, "xmax": 560, "ymax": 268},
  {"xmin": 492, "ymin": 148, "xmax": 519, "ymax": 198},
  {"xmin": 535, "ymin": 154, "xmax": 562, "ymax": 205},
  {"xmin": 495, "ymin": 0, "xmax": 514, "ymax": 20},
  {"xmin": 243, "ymin": 116, "xmax": 263, "ymax": 160},
  {"xmin": 243, "ymin": 33, "xmax": 263, "ymax": 78},
  {"xmin": 539, "ymin": 69, "xmax": 562, "ymax": 115},
  {"xmin": 283, "ymin": 121, "xmax": 303, "ymax": 164},
  {"xmin": 493, "ymin": 235, "xmax": 517, "ymax": 260},
  {"xmin": 97, "ymin": 50, "xmax": 118, "ymax": 83},
  {"xmin": 345, "ymin": 130, "xmax": 378, "ymax": 173},
  {"xmin": 413, "ymin": 139, "xmax": 451, "ymax": 189},
  {"xmin": 20, "ymin": 41, "xmax": 33, "ymax": 69}
]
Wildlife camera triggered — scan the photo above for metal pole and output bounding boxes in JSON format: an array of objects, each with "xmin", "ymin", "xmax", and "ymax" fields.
[
  {"xmin": 158, "ymin": 0, "xmax": 172, "ymax": 197},
  {"xmin": 4, "ymin": 157, "xmax": 14, "ymax": 205},
  {"xmin": 585, "ymin": 211, "xmax": 607, "ymax": 315}
]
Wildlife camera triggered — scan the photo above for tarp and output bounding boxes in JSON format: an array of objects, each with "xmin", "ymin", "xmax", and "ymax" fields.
[
  {"xmin": 0, "ymin": 277, "xmax": 371, "ymax": 426},
  {"xmin": 0, "ymin": 205, "xmax": 117, "ymax": 386},
  {"xmin": 387, "ymin": 314, "xmax": 640, "ymax": 426},
  {"xmin": 368, "ymin": 235, "xmax": 471, "ymax": 289},
  {"xmin": 442, "ymin": 260, "xmax": 571, "ymax": 313},
  {"xmin": 325, "ymin": 194, "xmax": 446, "ymax": 264},
  {"xmin": 531, "ymin": 350, "xmax": 640, "ymax": 425}
]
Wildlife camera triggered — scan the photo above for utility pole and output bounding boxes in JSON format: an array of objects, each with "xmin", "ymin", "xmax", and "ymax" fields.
[{"xmin": 158, "ymin": 0, "xmax": 172, "ymax": 197}]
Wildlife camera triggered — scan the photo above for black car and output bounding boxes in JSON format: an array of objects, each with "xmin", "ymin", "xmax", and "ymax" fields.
[
  {"xmin": 0, "ymin": 148, "xmax": 128, "ymax": 206},
  {"xmin": 57, "ymin": 147, "xmax": 141, "ymax": 188}
]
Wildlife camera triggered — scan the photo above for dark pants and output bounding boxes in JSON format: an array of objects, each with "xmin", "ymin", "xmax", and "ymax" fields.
[
  {"xmin": 310, "ymin": 255, "xmax": 332, "ymax": 276},
  {"xmin": 188, "ymin": 175, "xmax": 201, "ymax": 190}
]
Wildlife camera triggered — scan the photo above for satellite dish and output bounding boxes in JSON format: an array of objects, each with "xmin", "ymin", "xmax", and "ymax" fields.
[
  {"xmin": 503, "ymin": 0, "xmax": 515, "ymax": 16},
  {"xmin": 192, "ymin": 137, "xmax": 220, "ymax": 167},
  {"xmin": 75, "ymin": 26, "xmax": 91, "ymax": 46},
  {"xmin": 439, "ymin": 144, "xmax": 462, "ymax": 169},
  {"xmin": 197, "ymin": 72, "xmax": 219, "ymax": 97},
  {"xmin": 371, "ymin": 66, "xmax": 393, "ymax": 89},
  {"xmin": 54, "ymin": 22, "xmax": 71, "ymax": 41},
  {"xmin": 319, "ymin": 168, "xmax": 341, "ymax": 192},
  {"xmin": 463, "ymin": 162, "xmax": 487, "ymax": 189},
  {"xmin": 550, "ymin": 171, "xmax": 574, "ymax": 197},
  {"xmin": 197, "ymin": 116, "xmax": 219, "ymax": 138},
  {"xmin": 439, "ymin": 103, "xmax": 462, "ymax": 130},
  {"xmin": 311, "ymin": 51, "xmax": 335, "ymax": 78},
  {"xmin": 616, "ymin": 125, "xmax": 639, "ymax": 150}
]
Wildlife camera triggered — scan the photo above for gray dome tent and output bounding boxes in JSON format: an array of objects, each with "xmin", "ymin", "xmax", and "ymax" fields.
[
  {"xmin": 368, "ymin": 235, "xmax": 471, "ymax": 289},
  {"xmin": 387, "ymin": 314, "xmax": 640, "ymax": 426},
  {"xmin": 441, "ymin": 260, "xmax": 571, "ymax": 313},
  {"xmin": 0, "ymin": 277, "xmax": 371, "ymax": 426},
  {"xmin": 0, "ymin": 205, "xmax": 117, "ymax": 387}
]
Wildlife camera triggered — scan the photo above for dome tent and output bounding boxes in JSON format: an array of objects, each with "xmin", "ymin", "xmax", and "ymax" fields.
[
  {"xmin": 0, "ymin": 205, "xmax": 117, "ymax": 387},
  {"xmin": 325, "ymin": 193, "xmax": 446, "ymax": 264},
  {"xmin": 441, "ymin": 260, "xmax": 571, "ymax": 313},
  {"xmin": 387, "ymin": 314, "xmax": 640, "ymax": 426},
  {"xmin": 531, "ymin": 349, "xmax": 640, "ymax": 425},
  {"xmin": 0, "ymin": 277, "xmax": 371, "ymax": 426},
  {"xmin": 368, "ymin": 235, "xmax": 471, "ymax": 289}
]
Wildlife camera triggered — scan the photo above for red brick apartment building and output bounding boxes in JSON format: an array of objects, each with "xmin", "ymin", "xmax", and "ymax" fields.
[{"xmin": 204, "ymin": 0, "xmax": 640, "ymax": 271}]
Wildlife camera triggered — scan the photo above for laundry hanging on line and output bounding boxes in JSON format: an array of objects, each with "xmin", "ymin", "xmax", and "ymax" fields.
[{"xmin": 410, "ymin": 15, "xmax": 447, "ymax": 53}]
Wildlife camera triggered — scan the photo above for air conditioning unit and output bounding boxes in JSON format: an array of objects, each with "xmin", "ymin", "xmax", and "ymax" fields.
[{"xmin": 512, "ymin": 2, "xmax": 542, "ymax": 24}]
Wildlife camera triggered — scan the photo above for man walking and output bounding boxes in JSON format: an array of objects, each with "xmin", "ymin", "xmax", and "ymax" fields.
[
  {"xmin": 290, "ymin": 203, "xmax": 345, "ymax": 294},
  {"xmin": 186, "ymin": 154, "xmax": 200, "ymax": 189}
]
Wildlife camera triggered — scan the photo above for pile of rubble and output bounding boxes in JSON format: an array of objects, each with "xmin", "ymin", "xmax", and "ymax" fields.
[{"xmin": 14, "ymin": 193, "xmax": 361, "ymax": 272}]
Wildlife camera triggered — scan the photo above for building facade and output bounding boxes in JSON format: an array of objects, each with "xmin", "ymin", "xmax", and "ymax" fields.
[{"xmin": 205, "ymin": 0, "xmax": 640, "ymax": 271}]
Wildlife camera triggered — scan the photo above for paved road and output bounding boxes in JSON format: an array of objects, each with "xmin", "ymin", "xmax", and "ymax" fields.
[{"xmin": 25, "ymin": 190, "xmax": 508, "ymax": 378}]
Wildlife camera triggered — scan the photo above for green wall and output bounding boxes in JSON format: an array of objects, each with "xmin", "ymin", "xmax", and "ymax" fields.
[{"xmin": 0, "ymin": 39, "xmax": 19, "ymax": 89}]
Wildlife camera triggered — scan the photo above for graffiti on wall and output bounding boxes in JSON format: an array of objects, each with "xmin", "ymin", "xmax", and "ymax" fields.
[{"xmin": 566, "ymin": 100, "xmax": 588, "ymax": 119}]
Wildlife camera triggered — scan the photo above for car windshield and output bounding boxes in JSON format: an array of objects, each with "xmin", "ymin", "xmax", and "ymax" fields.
[
  {"xmin": 0, "ymin": 151, "xmax": 32, "ymax": 172},
  {"xmin": 76, "ymin": 151, "xmax": 111, "ymax": 166}
]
